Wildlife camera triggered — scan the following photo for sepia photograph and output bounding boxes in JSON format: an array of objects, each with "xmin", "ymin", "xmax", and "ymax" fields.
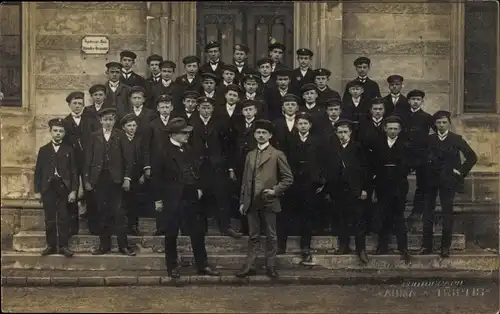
[{"xmin": 0, "ymin": 0, "xmax": 499, "ymax": 313}]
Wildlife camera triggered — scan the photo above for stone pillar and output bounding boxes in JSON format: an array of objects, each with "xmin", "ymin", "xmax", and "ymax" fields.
[
  {"xmin": 294, "ymin": 2, "xmax": 343, "ymax": 91},
  {"xmin": 449, "ymin": 2, "xmax": 465, "ymax": 116},
  {"xmin": 146, "ymin": 2, "xmax": 163, "ymax": 56}
]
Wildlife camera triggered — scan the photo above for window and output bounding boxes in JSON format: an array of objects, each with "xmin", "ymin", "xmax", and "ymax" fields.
[
  {"xmin": 464, "ymin": 1, "xmax": 498, "ymax": 113},
  {"xmin": 0, "ymin": 2, "xmax": 22, "ymax": 107}
]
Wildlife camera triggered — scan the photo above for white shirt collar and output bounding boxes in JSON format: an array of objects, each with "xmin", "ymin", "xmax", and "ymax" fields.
[
  {"xmin": 329, "ymin": 116, "xmax": 340, "ymax": 123},
  {"xmin": 126, "ymin": 134, "xmax": 134, "ymax": 141},
  {"xmin": 279, "ymin": 88, "xmax": 288, "ymax": 96},
  {"xmin": 257, "ymin": 142, "xmax": 270, "ymax": 150},
  {"xmin": 372, "ymin": 117, "xmax": 383, "ymax": 124},
  {"xmin": 162, "ymin": 79, "xmax": 172, "ymax": 87},
  {"xmin": 235, "ymin": 62, "xmax": 245, "ymax": 67},
  {"xmin": 352, "ymin": 96, "xmax": 361, "ymax": 104},
  {"xmin": 305, "ymin": 102, "xmax": 316, "ymax": 110},
  {"xmin": 438, "ymin": 130, "xmax": 449, "ymax": 140},
  {"xmin": 205, "ymin": 91, "xmax": 215, "ymax": 97},
  {"xmin": 223, "ymin": 81, "xmax": 231, "ymax": 86},
  {"xmin": 133, "ymin": 105, "xmax": 143, "ymax": 114},
  {"xmin": 387, "ymin": 136, "xmax": 398, "ymax": 147},
  {"xmin": 411, "ymin": 107, "xmax": 421, "ymax": 113},
  {"xmin": 299, "ymin": 132, "xmax": 309, "ymax": 141},
  {"xmin": 200, "ymin": 115, "xmax": 211, "ymax": 125},
  {"xmin": 300, "ymin": 68, "xmax": 309, "ymax": 76},
  {"xmin": 170, "ymin": 138, "xmax": 182, "ymax": 147},
  {"xmin": 341, "ymin": 140, "xmax": 350, "ymax": 148},
  {"xmin": 160, "ymin": 115, "xmax": 170, "ymax": 124},
  {"xmin": 246, "ymin": 92, "xmax": 256, "ymax": 99},
  {"xmin": 94, "ymin": 102, "xmax": 103, "ymax": 111},
  {"xmin": 261, "ymin": 76, "xmax": 270, "ymax": 83},
  {"xmin": 109, "ymin": 81, "xmax": 120, "ymax": 88},
  {"xmin": 318, "ymin": 86, "xmax": 327, "ymax": 92},
  {"xmin": 245, "ymin": 117, "xmax": 255, "ymax": 124}
]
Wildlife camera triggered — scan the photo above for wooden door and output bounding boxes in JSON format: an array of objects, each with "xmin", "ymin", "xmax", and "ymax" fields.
[{"xmin": 197, "ymin": 2, "xmax": 294, "ymax": 68}]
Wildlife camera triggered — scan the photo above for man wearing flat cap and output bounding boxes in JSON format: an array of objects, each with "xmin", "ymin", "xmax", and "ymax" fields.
[
  {"xmin": 200, "ymin": 41, "xmax": 225, "ymax": 79},
  {"xmin": 220, "ymin": 64, "xmax": 240, "ymax": 87},
  {"xmin": 146, "ymin": 54, "xmax": 163, "ymax": 85},
  {"xmin": 314, "ymin": 68, "xmax": 342, "ymax": 106},
  {"xmin": 292, "ymin": 48, "xmax": 315, "ymax": 91},
  {"xmin": 215, "ymin": 83, "xmax": 243, "ymax": 122},
  {"xmin": 35, "ymin": 118, "xmax": 78, "ymax": 258},
  {"xmin": 149, "ymin": 60, "xmax": 182, "ymax": 110},
  {"xmin": 420, "ymin": 110, "xmax": 477, "ymax": 258},
  {"xmin": 175, "ymin": 56, "xmax": 202, "ymax": 96},
  {"xmin": 83, "ymin": 107, "xmax": 136, "ymax": 256},
  {"xmin": 342, "ymin": 79, "xmax": 371, "ymax": 123},
  {"xmin": 371, "ymin": 115, "xmax": 411, "ymax": 263},
  {"xmin": 84, "ymin": 84, "xmax": 110, "ymax": 125},
  {"xmin": 62, "ymin": 91, "xmax": 100, "ymax": 235},
  {"xmin": 240, "ymin": 73, "xmax": 268, "ymax": 119},
  {"xmin": 264, "ymin": 68, "xmax": 298, "ymax": 120},
  {"xmin": 233, "ymin": 44, "xmax": 252, "ymax": 83},
  {"xmin": 172, "ymin": 90, "xmax": 201, "ymax": 124},
  {"xmin": 342, "ymin": 56, "xmax": 381, "ymax": 102},
  {"xmin": 104, "ymin": 61, "xmax": 131, "ymax": 118},
  {"xmin": 153, "ymin": 117, "xmax": 221, "ymax": 279},
  {"xmin": 200, "ymin": 72, "xmax": 225, "ymax": 105},
  {"xmin": 236, "ymin": 119, "xmax": 293, "ymax": 278},
  {"xmin": 119, "ymin": 50, "xmax": 147, "ymax": 90},
  {"xmin": 268, "ymin": 42, "xmax": 287, "ymax": 72},
  {"xmin": 382, "ymin": 74, "xmax": 410, "ymax": 119}
]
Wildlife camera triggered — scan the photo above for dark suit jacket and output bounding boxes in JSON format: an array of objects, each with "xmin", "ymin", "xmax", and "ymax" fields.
[
  {"xmin": 239, "ymin": 144, "xmax": 293, "ymax": 213},
  {"xmin": 105, "ymin": 82, "xmax": 131, "ymax": 119},
  {"xmin": 83, "ymin": 129, "xmax": 133, "ymax": 186},
  {"xmin": 153, "ymin": 141, "xmax": 202, "ymax": 211},
  {"xmin": 426, "ymin": 132, "xmax": 477, "ymax": 191},
  {"xmin": 62, "ymin": 114, "xmax": 100, "ymax": 171},
  {"xmin": 258, "ymin": 76, "xmax": 276, "ymax": 95},
  {"xmin": 200, "ymin": 61, "xmax": 225, "ymax": 79},
  {"xmin": 264, "ymin": 87, "xmax": 297, "ymax": 121},
  {"xmin": 83, "ymin": 103, "xmax": 112, "ymax": 125},
  {"xmin": 190, "ymin": 115, "xmax": 231, "ymax": 171},
  {"xmin": 272, "ymin": 116, "xmax": 298, "ymax": 152},
  {"xmin": 286, "ymin": 133, "xmax": 325, "ymax": 188},
  {"xmin": 229, "ymin": 117, "xmax": 257, "ymax": 173},
  {"xmin": 382, "ymin": 94, "xmax": 411, "ymax": 118},
  {"xmin": 34, "ymin": 142, "xmax": 78, "ymax": 194},
  {"xmin": 120, "ymin": 71, "xmax": 147, "ymax": 90},
  {"xmin": 341, "ymin": 95, "xmax": 371, "ymax": 123},
  {"xmin": 405, "ymin": 109, "xmax": 433, "ymax": 167},
  {"xmin": 143, "ymin": 116, "xmax": 170, "ymax": 170},
  {"xmin": 133, "ymin": 107, "xmax": 157, "ymax": 137},
  {"xmin": 342, "ymin": 77, "xmax": 381, "ymax": 101},
  {"xmin": 174, "ymin": 74, "xmax": 203, "ymax": 96},
  {"xmin": 234, "ymin": 62, "xmax": 253, "ymax": 83},
  {"xmin": 240, "ymin": 93, "xmax": 269, "ymax": 119},
  {"xmin": 149, "ymin": 80, "xmax": 182, "ymax": 110},
  {"xmin": 123, "ymin": 135, "xmax": 144, "ymax": 183},
  {"xmin": 317, "ymin": 86, "xmax": 341, "ymax": 105},
  {"xmin": 291, "ymin": 68, "xmax": 315, "ymax": 91},
  {"xmin": 171, "ymin": 109, "xmax": 198, "ymax": 125}
]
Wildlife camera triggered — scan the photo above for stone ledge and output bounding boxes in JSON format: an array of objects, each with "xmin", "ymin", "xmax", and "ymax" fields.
[
  {"xmin": 343, "ymin": 2, "xmax": 451, "ymax": 15},
  {"xmin": 36, "ymin": 2, "xmax": 146, "ymax": 10},
  {"xmin": 36, "ymin": 35, "xmax": 147, "ymax": 52},
  {"xmin": 343, "ymin": 40, "xmax": 450, "ymax": 55}
]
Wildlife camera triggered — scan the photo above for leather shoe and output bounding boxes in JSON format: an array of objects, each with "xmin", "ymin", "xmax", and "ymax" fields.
[
  {"xmin": 358, "ymin": 250, "xmax": 369, "ymax": 264},
  {"xmin": 119, "ymin": 247, "xmax": 136, "ymax": 256},
  {"xmin": 168, "ymin": 268, "xmax": 181, "ymax": 279},
  {"xmin": 60, "ymin": 246, "xmax": 74, "ymax": 258},
  {"xmin": 41, "ymin": 246, "xmax": 57, "ymax": 256},
  {"xmin": 417, "ymin": 247, "xmax": 433, "ymax": 255},
  {"xmin": 300, "ymin": 253, "xmax": 315, "ymax": 266},
  {"xmin": 440, "ymin": 248, "xmax": 450, "ymax": 258},
  {"xmin": 235, "ymin": 266, "xmax": 257, "ymax": 278},
  {"xmin": 197, "ymin": 267, "xmax": 220, "ymax": 276},
  {"xmin": 266, "ymin": 267, "xmax": 279, "ymax": 278},
  {"xmin": 91, "ymin": 247, "xmax": 110, "ymax": 255}
]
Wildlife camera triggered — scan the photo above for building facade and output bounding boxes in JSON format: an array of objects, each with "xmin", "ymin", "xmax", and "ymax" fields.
[{"xmin": 0, "ymin": 1, "xmax": 499, "ymax": 201}]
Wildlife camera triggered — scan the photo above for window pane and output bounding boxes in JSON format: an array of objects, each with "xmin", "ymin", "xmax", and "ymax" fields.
[
  {"xmin": 0, "ymin": 3, "xmax": 22, "ymax": 107},
  {"xmin": 464, "ymin": 2, "xmax": 498, "ymax": 113}
]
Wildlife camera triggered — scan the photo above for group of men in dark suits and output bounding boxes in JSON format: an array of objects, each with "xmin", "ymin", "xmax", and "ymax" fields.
[{"xmin": 34, "ymin": 41, "xmax": 477, "ymax": 279}]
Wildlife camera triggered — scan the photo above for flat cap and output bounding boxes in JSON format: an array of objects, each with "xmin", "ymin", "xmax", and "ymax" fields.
[
  {"xmin": 274, "ymin": 68, "xmax": 292, "ymax": 77},
  {"xmin": 256, "ymin": 58, "xmax": 273, "ymax": 67},
  {"xmin": 268, "ymin": 42, "xmax": 286, "ymax": 51},
  {"xmin": 105, "ymin": 61, "xmax": 122, "ymax": 69},
  {"xmin": 146, "ymin": 54, "xmax": 163, "ymax": 64},
  {"xmin": 242, "ymin": 73, "xmax": 261, "ymax": 84},
  {"xmin": 325, "ymin": 97, "xmax": 342, "ymax": 107},
  {"xmin": 407, "ymin": 89, "xmax": 426, "ymax": 99},
  {"xmin": 201, "ymin": 72, "xmax": 218, "ymax": 82},
  {"xmin": 128, "ymin": 86, "xmax": 146, "ymax": 97},
  {"xmin": 160, "ymin": 60, "xmax": 176, "ymax": 69},
  {"xmin": 313, "ymin": 68, "xmax": 331, "ymax": 77},
  {"xmin": 156, "ymin": 94, "xmax": 172, "ymax": 104},
  {"xmin": 353, "ymin": 56, "xmax": 371, "ymax": 66},
  {"xmin": 48, "ymin": 118, "xmax": 65, "ymax": 129},
  {"xmin": 296, "ymin": 48, "xmax": 314, "ymax": 57},
  {"xmin": 301, "ymin": 83, "xmax": 317, "ymax": 93},
  {"xmin": 383, "ymin": 115, "xmax": 403, "ymax": 125},
  {"xmin": 433, "ymin": 110, "xmax": 451, "ymax": 121},
  {"xmin": 204, "ymin": 41, "xmax": 221, "ymax": 51},
  {"xmin": 66, "ymin": 91, "xmax": 84, "ymax": 103},
  {"xmin": 234, "ymin": 44, "xmax": 250, "ymax": 53},
  {"xmin": 254, "ymin": 119, "xmax": 274, "ymax": 134},
  {"xmin": 183, "ymin": 90, "xmax": 200, "ymax": 99},
  {"xmin": 282, "ymin": 93, "xmax": 301, "ymax": 103},
  {"xmin": 371, "ymin": 97, "xmax": 385, "ymax": 105},
  {"xmin": 296, "ymin": 111, "xmax": 313, "ymax": 122},
  {"xmin": 225, "ymin": 84, "xmax": 242, "ymax": 94},
  {"xmin": 222, "ymin": 64, "xmax": 238, "ymax": 73},
  {"xmin": 334, "ymin": 119, "xmax": 354, "ymax": 129},
  {"xmin": 182, "ymin": 55, "xmax": 200, "ymax": 65},
  {"xmin": 120, "ymin": 113, "xmax": 138, "ymax": 126},
  {"xmin": 197, "ymin": 96, "xmax": 215, "ymax": 105},
  {"xmin": 89, "ymin": 84, "xmax": 106, "ymax": 95},
  {"xmin": 120, "ymin": 50, "xmax": 137, "ymax": 60},
  {"xmin": 346, "ymin": 80, "xmax": 364, "ymax": 89},
  {"xmin": 387, "ymin": 75, "xmax": 404, "ymax": 83},
  {"xmin": 166, "ymin": 117, "xmax": 193, "ymax": 133},
  {"xmin": 240, "ymin": 99, "xmax": 259, "ymax": 109},
  {"xmin": 97, "ymin": 107, "xmax": 117, "ymax": 117}
]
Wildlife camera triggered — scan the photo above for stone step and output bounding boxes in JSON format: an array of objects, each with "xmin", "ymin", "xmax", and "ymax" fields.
[
  {"xmin": 12, "ymin": 231, "xmax": 467, "ymax": 253},
  {"xmin": 2, "ymin": 251, "xmax": 497, "ymax": 271}
]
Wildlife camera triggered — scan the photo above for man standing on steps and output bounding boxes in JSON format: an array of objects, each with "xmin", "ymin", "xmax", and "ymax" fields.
[
  {"xmin": 153, "ymin": 117, "xmax": 220, "ymax": 279},
  {"xmin": 236, "ymin": 119, "xmax": 293, "ymax": 279},
  {"xmin": 419, "ymin": 110, "xmax": 477, "ymax": 258}
]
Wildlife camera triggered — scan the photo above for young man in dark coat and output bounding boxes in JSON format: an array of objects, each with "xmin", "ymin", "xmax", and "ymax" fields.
[
  {"xmin": 104, "ymin": 62, "xmax": 131, "ymax": 118},
  {"xmin": 145, "ymin": 54, "xmax": 163, "ymax": 86},
  {"xmin": 271, "ymin": 93, "xmax": 300, "ymax": 152},
  {"xmin": 264, "ymin": 68, "xmax": 297, "ymax": 121},
  {"xmin": 280, "ymin": 112, "xmax": 326, "ymax": 265},
  {"xmin": 382, "ymin": 75, "xmax": 410, "ymax": 119},
  {"xmin": 201, "ymin": 72, "xmax": 225, "ymax": 105},
  {"xmin": 299, "ymin": 83, "xmax": 326, "ymax": 130},
  {"xmin": 119, "ymin": 50, "xmax": 147, "ymax": 90},
  {"xmin": 291, "ymin": 48, "xmax": 315, "ymax": 91},
  {"xmin": 268, "ymin": 42, "xmax": 287, "ymax": 73},
  {"xmin": 153, "ymin": 117, "xmax": 221, "ymax": 279},
  {"xmin": 219, "ymin": 64, "xmax": 240, "ymax": 87},
  {"xmin": 149, "ymin": 60, "xmax": 182, "ymax": 110},
  {"xmin": 420, "ymin": 110, "xmax": 477, "ymax": 258},
  {"xmin": 342, "ymin": 56, "xmax": 381, "ymax": 101},
  {"xmin": 341, "ymin": 80, "xmax": 371, "ymax": 124},
  {"xmin": 256, "ymin": 58, "xmax": 276, "ymax": 94},
  {"xmin": 128, "ymin": 86, "xmax": 156, "ymax": 137},
  {"xmin": 240, "ymin": 73, "xmax": 268, "ymax": 119},
  {"xmin": 83, "ymin": 108, "xmax": 135, "ymax": 256},
  {"xmin": 62, "ymin": 91, "xmax": 100, "ymax": 235},
  {"xmin": 171, "ymin": 90, "xmax": 200, "ymax": 124},
  {"xmin": 314, "ymin": 68, "xmax": 341, "ymax": 106},
  {"xmin": 83, "ymin": 84, "xmax": 110, "ymax": 125},
  {"xmin": 323, "ymin": 119, "xmax": 369, "ymax": 264},
  {"xmin": 200, "ymin": 41, "xmax": 225, "ymax": 79},
  {"xmin": 232, "ymin": 44, "xmax": 252, "ymax": 83},
  {"xmin": 404, "ymin": 90, "xmax": 434, "ymax": 229},
  {"xmin": 372, "ymin": 116, "xmax": 412, "ymax": 263},
  {"xmin": 34, "ymin": 118, "xmax": 78, "ymax": 257},
  {"xmin": 175, "ymin": 55, "xmax": 203, "ymax": 97},
  {"xmin": 191, "ymin": 96, "xmax": 241, "ymax": 238}
]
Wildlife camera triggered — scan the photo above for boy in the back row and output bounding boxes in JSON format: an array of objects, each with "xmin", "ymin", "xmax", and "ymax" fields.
[
  {"xmin": 343, "ymin": 57, "xmax": 381, "ymax": 101},
  {"xmin": 35, "ymin": 118, "xmax": 78, "ymax": 257}
]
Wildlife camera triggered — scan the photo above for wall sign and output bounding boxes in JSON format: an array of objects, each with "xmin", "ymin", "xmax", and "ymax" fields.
[{"xmin": 81, "ymin": 36, "xmax": 110, "ymax": 55}]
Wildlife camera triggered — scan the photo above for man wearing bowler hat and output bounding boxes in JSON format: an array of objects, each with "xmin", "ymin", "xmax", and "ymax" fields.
[
  {"xmin": 236, "ymin": 119, "xmax": 293, "ymax": 278},
  {"xmin": 153, "ymin": 117, "xmax": 221, "ymax": 278}
]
